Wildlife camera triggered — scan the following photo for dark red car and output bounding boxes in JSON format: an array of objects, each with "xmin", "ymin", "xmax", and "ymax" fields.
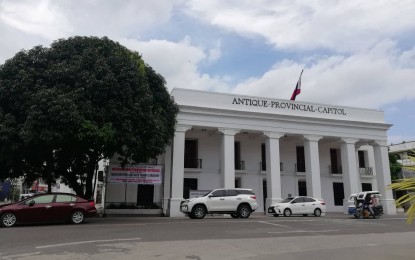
[{"xmin": 0, "ymin": 193, "xmax": 97, "ymax": 227}]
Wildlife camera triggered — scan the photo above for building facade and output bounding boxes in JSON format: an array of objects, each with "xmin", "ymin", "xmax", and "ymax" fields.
[{"xmin": 105, "ymin": 88, "xmax": 396, "ymax": 217}]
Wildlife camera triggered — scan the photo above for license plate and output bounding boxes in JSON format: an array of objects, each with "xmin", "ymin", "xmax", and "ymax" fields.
[{"xmin": 268, "ymin": 208, "xmax": 273, "ymax": 213}]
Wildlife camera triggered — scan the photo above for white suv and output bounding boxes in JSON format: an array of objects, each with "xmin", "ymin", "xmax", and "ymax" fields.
[{"xmin": 180, "ymin": 188, "xmax": 258, "ymax": 219}]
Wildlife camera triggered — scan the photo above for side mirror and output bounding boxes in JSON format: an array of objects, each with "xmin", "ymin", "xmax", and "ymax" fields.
[
  {"xmin": 29, "ymin": 200, "xmax": 35, "ymax": 206},
  {"xmin": 208, "ymin": 195, "xmax": 213, "ymax": 198},
  {"xmin": 290, "ymin": 201, "xmax": 296, "ymax": 204}
]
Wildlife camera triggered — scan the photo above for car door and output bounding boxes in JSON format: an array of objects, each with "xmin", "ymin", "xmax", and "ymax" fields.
[
  {"xmin": 48, "ymin": 194, "xmax": 77, "ymax": 221},
  {"xmin": 224, "ymin": 189, "xmax": 239, "ymax": 211},
  {"xmin": 16, "ymin": 194, "xmax": 55, "ymax": 222},
  {"xmin": 290, "ymin": 197, "xmax": 305, "ymax": 214},
  {"xmin": 303, "ymin": 197, "xmax": 317, "ymax": 213},
  {"xmin": 206, "ymin": 190, "xmax": 226, "ymax": 211}
]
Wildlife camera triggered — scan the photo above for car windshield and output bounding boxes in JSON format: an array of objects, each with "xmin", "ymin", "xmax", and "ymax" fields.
[{"xmin": 280, "ymin": 198, "xmax": 294, "ymax": 203}]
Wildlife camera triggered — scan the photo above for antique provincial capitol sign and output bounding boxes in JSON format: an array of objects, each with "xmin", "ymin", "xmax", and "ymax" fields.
[{"xmin": 231, "ymin": 97, "xmax": 347, "ymax": 115}]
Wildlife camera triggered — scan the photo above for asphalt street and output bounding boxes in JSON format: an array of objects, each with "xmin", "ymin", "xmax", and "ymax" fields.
[{"xmin": 1, "ymin": 213, "xmax": 415, "ymax": 260}]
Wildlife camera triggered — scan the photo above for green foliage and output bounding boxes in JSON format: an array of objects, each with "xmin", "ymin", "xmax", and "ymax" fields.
[
  {"xmin": 388, "ymin": 178, "xmax": 415, "ymax": 224},
  {"xmin": 389, "ymin": 153, "xmax": 402, "ymax": 181},
  {"xmin": 0, "ymin": 36, "xmax": 178, "ymax": 197}
]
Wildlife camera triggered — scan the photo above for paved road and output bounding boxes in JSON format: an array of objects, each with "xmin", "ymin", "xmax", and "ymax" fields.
[{"xmin": 1, "ymin": 213, "xmax": 415, "ymax": 259}]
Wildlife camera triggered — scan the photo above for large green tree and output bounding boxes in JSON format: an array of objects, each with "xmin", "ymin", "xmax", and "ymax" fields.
[{"xmin": 0, "ymin": 36, "xmax": 178, "ymax": 198}]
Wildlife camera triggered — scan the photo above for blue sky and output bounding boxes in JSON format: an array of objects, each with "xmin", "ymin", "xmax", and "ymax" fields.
[{"xmin": 0, "ymin": 0, "xmax": 414, "ymax": 144}]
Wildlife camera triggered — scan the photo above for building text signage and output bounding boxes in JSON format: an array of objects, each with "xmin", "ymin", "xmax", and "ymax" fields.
[
  {"xmin": 232, "ymin": 97, "xmax": 347, "ymax": 115},
  {"xmin": 109, "ymin": 165, "xmax": 163, "ymax": 184}
]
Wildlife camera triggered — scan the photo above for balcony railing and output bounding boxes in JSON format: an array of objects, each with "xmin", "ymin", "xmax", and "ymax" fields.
[
  {"xmin": 295, "ymin": 163, "xmax": 306, "ymax": 173},
  {"xmin": 184, "ymin": 159, "xmax": 202, "ymax": 169},
  {"xmin": 235, "ymin": 161, "xmax": 245, "ymax": 170},
  {"xmin": 329, "ymin": 165, "xmax": 343, "ymax": 174},
  {"xmin": 359, "ymin": 167, "xmax": 373, "ymax": 176},
  {"xmin": 259, "ymin": 162, "xmax": 283, "ymax": 172}
]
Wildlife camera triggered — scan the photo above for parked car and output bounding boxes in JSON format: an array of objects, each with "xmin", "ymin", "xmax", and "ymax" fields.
[
  {"xmin": 180, "ymin": 188, "xmax": 258, "ymax": 219},
  {"xmin": 268, "ymin": 196, "xmax": 326, "ymax": 217},
  {"xmin": 0, "ymin": 193, "xmax": 97, "ymax": 227}
]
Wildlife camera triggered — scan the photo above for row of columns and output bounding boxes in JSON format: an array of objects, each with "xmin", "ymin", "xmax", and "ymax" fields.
[{"xmin": 167, "ymin": 126, "xmax": 396, "ymax": 217}]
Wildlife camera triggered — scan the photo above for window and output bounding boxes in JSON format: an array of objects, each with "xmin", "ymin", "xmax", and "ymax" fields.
[
  {"xmin": 358, "ymin": 151, "xmax": 366, "ymax": 168},
  {"xmin": 55, "ymin": 195, "xmax": 76, "ymax": 202},
  {"xmin": 27, "ymin": 195, "xmax": 54, "ymax": 204},
  {"xmin": 183, "ymin": 178, "xmax": 198, "ymax": 199},
  {"xmin": 261, "ymin": 143, "xmax": 266, "ymax": 171},
  {"xmin": 235, "ymin": 178, "xmax": 241, "ymax": 188},
  {"xmin": 292, "ymin": 197, "xmax": 304, "ymax": 203},
  {"xmin": 296, "ymin": 146, "xmax": 306, "ymax": 172},
  {"xmin": 184, "ymin": 139, "xmax": 198, "ymax": 168},
  {"xmin": 333, "ymin": 182, "xmax": 344, "ymax": 206},
  {"xmin": 303, "ymin": 197, "xmax": 315, "ymax": 202},
  {"xmin": 224, "ymin": 190, "xmax": 238, "ymax": 196},
  {"xmin": 362, "ymin": 183, "xmax": 372, "ymax": 191},
  {"xmin": 330, "ymin": 149, "xmax": 342, "ymax": 173},
  {"xmin": 211, "ymin": 190, "xmax": 225, "ymax": 197},
  {"xmin": 298, "ymin": 181, "xmax": 307, "ymax": 196},
  {"xmin": 236, "ymin": 189, "xmax": 254, "ymax": 195}
]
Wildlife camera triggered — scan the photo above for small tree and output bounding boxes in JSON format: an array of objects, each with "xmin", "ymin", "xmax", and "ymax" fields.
[{"xmin": 388, "ymin": 178, "xmax": 415, "ymax": 223}]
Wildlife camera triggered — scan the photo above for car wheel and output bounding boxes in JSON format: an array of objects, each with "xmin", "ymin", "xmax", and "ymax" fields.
[
  {"xmin": 188, "ymin": 214, "xmax": 196, "ymax": 219},
  {"xmin": 238, "ymin": 205, "xmax": 251, "ymax": 218},
  {"xmin": 314, "ymin": 208, "xmax": 322, "ymax": 217},
  {"xmin": 283, "ymin": 208, "xmax": 292, "ymax": 217},
  {"xmin": 230, "ymin": 213, "xmax": 239, "ymax": 218},
  {"xmin": 71, "ymin": 210, "xmax": 85, "ymax": 224},
  {"xmin": 192, "ymin": 205, "xmax": 206, "ymax": 219},
  {"xmin": 273, "ymin": 214, "xmax": 279, "ymax": 217},
  {"xmin": 1, "ymin": 213, "xmax": 17, "ymax": 227}
]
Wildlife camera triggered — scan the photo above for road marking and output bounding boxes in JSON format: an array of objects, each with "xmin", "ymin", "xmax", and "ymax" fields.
[
  {"xmin": 36, "ymin": 238, "xmax": 142, "ymax": 249},
  {"xmin": 257, "ymin": 221, "xmax": 290, "ymax": 228},
  {"xmin": 88, "ymin": 223, "xmax": 148, "ymax": 227},
  {"xmin": 1, "ymin": 252, "xmax": 41, "ymax": 258},
  {"xmin": 268, "ymin": 229, "xmax": 339, "ymax": 234}
]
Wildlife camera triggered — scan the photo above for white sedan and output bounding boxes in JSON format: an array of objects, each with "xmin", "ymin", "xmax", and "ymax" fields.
[{"xmin": 268, "ymin": 196, "xmax": 326, "ymax": 217}]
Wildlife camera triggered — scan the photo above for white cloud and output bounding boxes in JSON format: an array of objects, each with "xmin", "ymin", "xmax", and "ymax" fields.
[
  {"xmin": 120, "ymin": 37, "xmax": 230, "ymax": 92},
  {"xmin": 233, "ymin": 39, "xmax": 415, "ymax": 108},
  {"xmin": 0, "ymin": 0, "xmax": 72, "ymax": 40},
  {"xmin": 184, "ymin": 0, "xmax": 415, "ymax": 52}
]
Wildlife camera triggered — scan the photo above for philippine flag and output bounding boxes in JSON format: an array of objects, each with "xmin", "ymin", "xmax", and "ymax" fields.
[{"xmin": 290, "ymin": 70, "xmax": 303, "ymax": 101}]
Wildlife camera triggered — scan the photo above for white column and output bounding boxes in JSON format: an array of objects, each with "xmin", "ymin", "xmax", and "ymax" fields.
[
  {"xmin": 373, "ymin": 140, "xmax": 396, "ymax": 215},
  {"xmin": 169, "ymin": 125, "xmax": 191, "ymax": 217},
  {"xmin": 218, "ymin": 128, "xmax": 239, "ymax": 188},
  {"xmin": 304, "ymin": 135, "xmax": 322, "ymax": 199},
  {"xmin": 264, "ymin": 132, "xmax": 284, "ymax": 210},
  {"xmin": 341, "ymin": 138, "xmax": 360, "ymax": 214},
  {"xmin": 162, "ymin": 144, "xmax": 172, "ymax": 216}
]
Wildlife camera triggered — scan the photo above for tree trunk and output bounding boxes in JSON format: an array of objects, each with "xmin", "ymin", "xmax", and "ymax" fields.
[
  {"xmin": 84, "ymin": 157, "xmax": 99, "ymax": 199},
  {"xmin": 47, "ymin": 182, "xmax": 52, "ymax": 194}
]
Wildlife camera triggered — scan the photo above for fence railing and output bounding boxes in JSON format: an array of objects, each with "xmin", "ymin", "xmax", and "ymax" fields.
[
  {"xmin": 184, "ymin": 159, "xmax": 202, "ymax": 169},
  {"xmin": 235, "ymin": 161, "xmax": 245, "ymax": 170},
  {"xmin": 359, "ymin": 167, "xmax": 373, "ymax": 176},
  {"xmin": 329, "ymin": 165, "xmax": 343, "ymax": 174}
]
